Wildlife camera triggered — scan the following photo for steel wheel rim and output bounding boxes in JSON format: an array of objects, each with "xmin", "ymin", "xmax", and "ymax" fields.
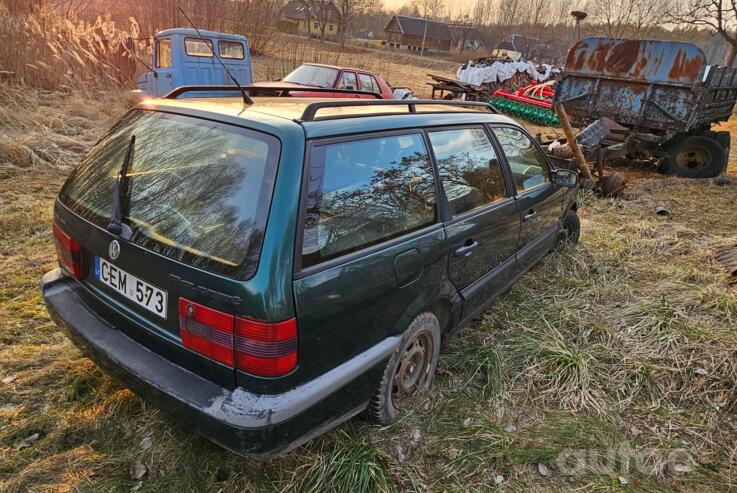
[
  {"xmin": 676, "ymin": 146, "xmax": 711, "ymax": 170},
  {"xmin": 392, "ymin": 332, "xmax": 433, "ymax": 406}
]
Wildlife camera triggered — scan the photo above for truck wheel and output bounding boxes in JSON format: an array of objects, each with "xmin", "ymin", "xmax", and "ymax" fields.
[
  {"xmin": 660, "ymin": 135, "xmax": 726, "ymax": 178},
  {"xmin": 366, "ymin": 313, "xmax": 441, "ymax": 425}
]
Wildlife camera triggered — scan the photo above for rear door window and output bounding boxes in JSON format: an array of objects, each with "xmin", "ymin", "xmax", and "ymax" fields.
[
  {"xmin": 358, "ymin": 73, "xmax": 377, "ymax": 93},
  {"xmin": 339, "ymin": 71, "xmax": 358, "ymax": 90},
  {"xmin": 428, "ymin": 127, "xmax": 508, "ymax": 216},
  {"xmin": 301, "ymin": 132, "xmax": 436, "ymax": 268},
  {"xmin": 185, "ymin": 37, "xmax": 213, "ymax": 57},
  {"xmin": 492, "ymin": 127, "xmax": 550, "ymax": 192},
  {"xmin": 59, "ymin": 111, "xmax": 280, "ymax": 279}
]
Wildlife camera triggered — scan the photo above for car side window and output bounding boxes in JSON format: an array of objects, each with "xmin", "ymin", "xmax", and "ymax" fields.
[
  {"xmin": 492, "ymin": 127, "xmax": 550, "ymax": 193},
  {"xmin": 157, "ymin": 39, "xmax": 172, "ymax": 68},
  {"xmin": 358, "ymin": 73, "xmax": 377, "ymax": 93},
  {"xmin": 428, "ymin": 128, "xmax": 507, "ymax": 217},
  {"xmin": 185, "ymin": 37, "xmax": 213, "ymax": 57},
  {"xmin": 339, "ymin": 71, "xmax": 358, "ymax": 90},
  {"xmin": 219, "ymin": 40, "xmax": 244, "ymax": 59},
  {"xmin": 371, "ymin": 76, "xmax": 381, "ymax": 93},
  {"xmin": 302, "ymin": 133, "xmax": 437, "ymax": 268}
]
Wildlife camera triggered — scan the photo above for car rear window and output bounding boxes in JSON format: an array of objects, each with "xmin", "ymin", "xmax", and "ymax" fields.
[{"xmin": 59, "ymin": 110, "xmax": 280, "ymax": 279}]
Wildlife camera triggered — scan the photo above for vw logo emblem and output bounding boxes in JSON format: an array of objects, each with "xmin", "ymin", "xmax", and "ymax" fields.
[{"xmin": 108, "ymin": 240, "xmax": 121, "ymax": 261}]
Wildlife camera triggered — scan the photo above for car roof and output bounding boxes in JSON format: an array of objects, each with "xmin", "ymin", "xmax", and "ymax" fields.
[
  {"xmin": 138, "ymin": 96, "xmax": 521, "ymax": 139},
  {"xmin": 154, "ymin": 28, "xmax": 248, "ymax": 42},
  {"xmin": 302, "ymin": 63, "xmax": 373, "ymax": 74}
]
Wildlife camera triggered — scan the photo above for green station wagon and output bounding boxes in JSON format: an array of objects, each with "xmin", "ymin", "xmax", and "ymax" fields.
[{"xmin": 41, "ymin": 93, "xmax": 580, "ymax": 457}]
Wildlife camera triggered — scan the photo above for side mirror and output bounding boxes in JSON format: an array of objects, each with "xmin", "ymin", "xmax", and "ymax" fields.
[
  {"xmin": 553, "ymin": 168, "xmax": 578, "ymax": 188},
  {"xmin": 345, "ymin": 85, "xmax": 354, "ymax": 90}
]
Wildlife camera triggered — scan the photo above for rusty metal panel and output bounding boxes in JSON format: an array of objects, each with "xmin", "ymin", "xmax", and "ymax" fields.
[
  {"xmin": 555, "ymin": 75, "xmax": 695, "ymax": 131},
  {"xmin": 564, "ymin": 37, "xmax": 706, "ymax": 84},
  {"xmin": 555, "ymin": 37, "xmax": 737, "ymax": 133}
]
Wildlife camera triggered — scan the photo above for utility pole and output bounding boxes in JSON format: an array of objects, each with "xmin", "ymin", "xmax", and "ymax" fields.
[
  {"xmin": 571, "ymin": 11, "xmax": 587, "ymax": 43},
  {"xmin": 420, "ymin": 14, "xmax": 429, "ymax": 57}
]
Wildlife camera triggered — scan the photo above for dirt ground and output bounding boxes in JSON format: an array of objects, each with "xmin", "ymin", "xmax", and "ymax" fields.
[{"xmin": 1, "ymin": 80, "xmax": 736, "ymax": 492}]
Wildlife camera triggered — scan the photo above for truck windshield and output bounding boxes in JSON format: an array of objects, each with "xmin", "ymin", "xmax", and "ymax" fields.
[
  {"xmin": 283, "ymin": 65, "xmax": 339, "ymax": 88},
  {"xmin": 59, "ymin": 110, "xmax": 280, "ymax": 279}
]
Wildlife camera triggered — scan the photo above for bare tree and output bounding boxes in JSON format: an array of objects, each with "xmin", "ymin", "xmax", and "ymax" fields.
[
  {"xmin": 588, "ymin": 0, "xmax": 673, "ymax": 38},
  {"xmin": 528, "ymin": 0, "xmax": 552, "ymax": 27},
  {"xmin": 670, "ymin": 0, "xmax": 737, "ymax": 66},
  {"xmin": 335, "ymin": 0, "xmax": 377, "ymax": 46},
  {"xmin": 496, "ymin": 0, "xmax": 522, "ymax": 29},
  {"xmin": 300, "ymin": 0, "xmax": 335, "ymax": 42},
  {"xmin": 418, "ymin": 0, "xmax": 445, "ymax": 20},
  {"xmin": 472, "ymin": 0, "xmax": 494, "ymax": 26}
]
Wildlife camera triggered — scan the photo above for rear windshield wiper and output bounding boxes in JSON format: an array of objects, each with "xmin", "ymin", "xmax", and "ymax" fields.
[{"xmin": 106, "ymin": 134, "xmax": 135, "ymax": 240}]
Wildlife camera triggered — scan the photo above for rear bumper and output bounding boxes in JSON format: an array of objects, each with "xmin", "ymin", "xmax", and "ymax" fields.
[{"xmin": 41, "ymin": 268, "xmax": 398, "ymax": 458}]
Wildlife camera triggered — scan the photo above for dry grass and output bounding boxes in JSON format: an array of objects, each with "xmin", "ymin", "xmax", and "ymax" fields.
[
  {"xmin": 0, "ymin": 4, "xmax": 139, "ymax": 89},
  {"xmin": 0, "ymin": 85, "xmax": 133, "ymax": 179},
  {"xmin": 1, "ymin": 85, "xmax": 737, "ymax": 492}
]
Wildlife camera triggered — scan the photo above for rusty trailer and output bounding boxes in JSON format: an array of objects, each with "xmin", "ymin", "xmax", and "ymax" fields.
[{"xmin": 555, "ymin": 37, "xmax": 737, "ymax": 178}]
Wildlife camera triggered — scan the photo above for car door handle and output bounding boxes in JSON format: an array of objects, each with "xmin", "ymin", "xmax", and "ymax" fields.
[
  {"xmin": 454, "ymin": 240, "xmax": 479, "ymax": 257},
  {"xmin": 523, "ymin": 210, "xmax": 537, "ymax": 222}
]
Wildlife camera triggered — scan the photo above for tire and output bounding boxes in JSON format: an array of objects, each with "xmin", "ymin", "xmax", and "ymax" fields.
[
  {"xmin": 557, "ymin": 209, "xmax": 581, "ymax": 247},
  {"xmin": 715, "ymin": 131, "xmax": 731, "ymax": 166},
  {"xmin": 366, "ymin": 312, "xmax": 441, "ymax": 425},
  {"xmin": 659, "ymin": 135, "xmax": 726, "ymax": 178}
]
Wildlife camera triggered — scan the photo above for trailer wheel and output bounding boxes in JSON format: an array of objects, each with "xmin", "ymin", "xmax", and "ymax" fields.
[
  {"xmin": 660, "ymin": 135, "xmax": 726, "ymax": 178},
  {"xmin": 714, "ymin": 131, "xmax": 731, "ymax": 159}
]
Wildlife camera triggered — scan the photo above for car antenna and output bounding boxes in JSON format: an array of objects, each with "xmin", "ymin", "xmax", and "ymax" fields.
[
  {"xmin": 177, "ymin": 7, "xmax": 253, "ymax": 106},
  {"xmin": 122, "ymin": 41, "xmax": 155, "ymax": 75}
]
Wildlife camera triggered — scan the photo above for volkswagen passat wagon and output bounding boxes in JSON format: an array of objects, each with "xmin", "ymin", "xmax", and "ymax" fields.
[{"xmin": 42, "ymin": 93, "xmax": 580, "ymax": 457}]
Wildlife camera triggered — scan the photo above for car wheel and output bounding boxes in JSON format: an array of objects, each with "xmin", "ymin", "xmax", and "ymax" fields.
[
  {"xmin": 659, "ymin": 135, "xmax": 726, "ymax": 178},
  {"xmin": 557, "ymin": 209, "xmax": 581, "ymax": 247},
  {"xmin": 366, "ymin": 312, "xmax": 441, "ymax": 425}
]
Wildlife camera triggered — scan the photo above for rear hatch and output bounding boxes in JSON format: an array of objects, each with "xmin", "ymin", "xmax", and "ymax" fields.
[{"xmin": 54, "ymin": 109, "xmax": 281, "ymax": 388}]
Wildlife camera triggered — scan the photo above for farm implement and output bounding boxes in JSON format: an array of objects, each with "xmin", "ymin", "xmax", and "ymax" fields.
[{"xmin": 490, "ymin": 82, "xmax": 559, "ymax": 126}]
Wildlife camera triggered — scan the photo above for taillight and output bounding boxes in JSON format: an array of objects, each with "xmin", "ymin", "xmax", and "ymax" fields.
[
  {"xmin": 178, "ymin": 297, "xmax": 298, "ymax": 377},
  {"xmin": 179, "ymin": 298, "xmax": 234, "ymax": 366},
  {"xmin": 52, "ymin": 222, "xmax": 85, "ymax": 278},
  {"xmin": 235, "ymin": 318, "xmax": 298, "ymax": 377}
]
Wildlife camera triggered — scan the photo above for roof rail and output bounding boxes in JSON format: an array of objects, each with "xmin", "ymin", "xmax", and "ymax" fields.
[
  {"xmin": 164, "ymin": 85, "xmax": 382, "ymax": 100},
  {"xmin": 298, "ymin": 99, "xmax": 498, "ymax": 122}
]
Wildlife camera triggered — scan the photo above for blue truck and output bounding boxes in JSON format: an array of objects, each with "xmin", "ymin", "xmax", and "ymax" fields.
[
  {"xmin": 135, "ymin": 28, "xmax": 253, "ymax": 98},
  {"xmin": 555, "ymin": 37, "xmax": 737, "ymax": 178}
]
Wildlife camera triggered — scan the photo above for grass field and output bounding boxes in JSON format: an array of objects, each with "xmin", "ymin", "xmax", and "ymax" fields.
[{"xmin": 1, "ymin": 86, "xmax": 736, "ymax": 492}]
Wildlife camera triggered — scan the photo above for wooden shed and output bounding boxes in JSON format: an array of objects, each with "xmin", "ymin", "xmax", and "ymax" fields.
[{"xmin": 384, "ymin": 14, "xmax": 453, "ymax": 53}]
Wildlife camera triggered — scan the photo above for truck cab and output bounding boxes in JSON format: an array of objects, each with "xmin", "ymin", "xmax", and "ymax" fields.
[{"xmin": 136, "ymin": 28, "xmax": 253, "ymax": 98}]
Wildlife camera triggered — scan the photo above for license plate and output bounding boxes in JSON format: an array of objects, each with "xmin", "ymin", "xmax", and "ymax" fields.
[{"xmin": 94, "ymin": 256, "xmax": 167, "ymax": 318}]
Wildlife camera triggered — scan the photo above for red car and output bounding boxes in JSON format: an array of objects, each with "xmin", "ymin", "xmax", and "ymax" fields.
[{"xmin": 251, "ymin": 63, "xmax": 394, "ymax": 99}]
